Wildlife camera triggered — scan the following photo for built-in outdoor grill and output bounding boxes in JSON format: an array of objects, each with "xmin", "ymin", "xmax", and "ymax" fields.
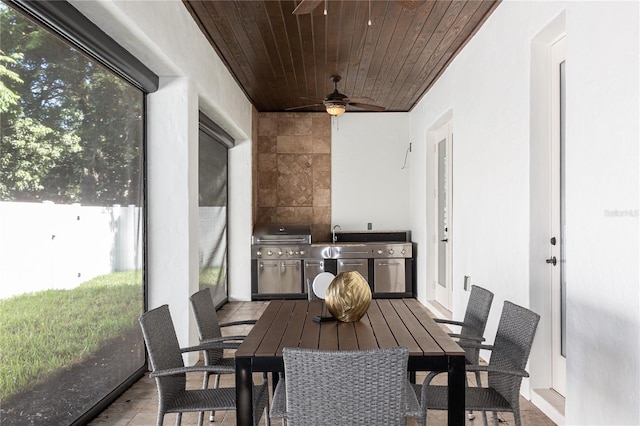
[
  {"xmin": 251, "ymin": 225, "xmax": 415, "ymax": 301},
  {"xmin": 251, "ymin": 224, "xmax": 311, "ymax": 299}
]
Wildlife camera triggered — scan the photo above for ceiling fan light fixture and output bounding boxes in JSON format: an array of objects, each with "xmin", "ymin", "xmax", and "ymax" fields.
[{"xmin": 325, "ymin": 103, "xmax": 346, "ymax": 116}]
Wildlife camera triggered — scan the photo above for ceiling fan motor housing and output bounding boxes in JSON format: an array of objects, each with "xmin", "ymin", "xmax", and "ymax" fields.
[{"xmin": 324, "ymin": 75, "xmax": 348, "ymax": 107}]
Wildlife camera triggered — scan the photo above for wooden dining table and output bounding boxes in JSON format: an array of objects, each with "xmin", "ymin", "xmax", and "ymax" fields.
[{"xmin": 235, "ymin": 298, "xmax": 466, "ymax": 425}]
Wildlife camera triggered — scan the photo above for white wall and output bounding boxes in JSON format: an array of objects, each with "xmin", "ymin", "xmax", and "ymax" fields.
[
  {"xmin": 331, "ymin": 113, "xmax": 411, "ymax": 231},
  {"xmin": 69, "ymin": 0, "xmax": 256, "ymax": 351},
  {"xmin": 405, "ymin": 1, "xmax": 639, "ymax": 424},
  {"xmin": 147, "ymin": 77, "xmax": 200, "ymax": 363},
  {"xmin": 564, "ymin": 2, "xmax": 639, "ymax": 423}
]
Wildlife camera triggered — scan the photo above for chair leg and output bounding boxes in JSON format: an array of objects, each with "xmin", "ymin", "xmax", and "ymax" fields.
[
  {"xmin": 209, "ymin": 374, "xmax": 220, "ymax": 422},
  {"xmin": 513, "ymin": 406, "xmax": 523, "ymax": 426},
  {"xmin": 199, "ymin": 372, "xmax": 210, "ymax": 425},
  {"xmin": 264, "ymin": 405, "xmax": 271, "ymax": 426},
  {"xmin": 474, "ymin": 371, "xmax": 483, "ymax": 387},
  {"xmin": 481, "ymin": 410, "xmax": 489, "ymax": 426},
  {"xmin": 467, "ymin": 370, "xmax": 484, "ymax": 420},
  {"xmin": 491, "ymin": 412, "xmax": 499, "ymax": 425},
  {"xmin": 175, "ymin": 413, "xmax": 182, "ymax": 426},
  {"xmin": 472, "ymin": 369, "xmax": 487, "ymax": 424}
]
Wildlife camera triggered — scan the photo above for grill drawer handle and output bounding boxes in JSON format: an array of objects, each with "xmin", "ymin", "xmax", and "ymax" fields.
[
  {"xmin": 280, "ymin": 261, "xmax": 301, "ymax": 273},
  {"xmin": 340, "ymin": 261, "xmax": 366, "ymax": 266},
  {"xmin": 255, "ymin": 237, "xmax": 308, "ymax": 244},
  {"xmin": 377, "ymin": 262, "xmax": 400, "ymax": 267}
]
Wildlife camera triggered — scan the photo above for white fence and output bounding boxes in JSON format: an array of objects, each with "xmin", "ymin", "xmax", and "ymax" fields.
[{"xmin": 0, "ymin": 201, "xmax": 143, "ymax": 300}]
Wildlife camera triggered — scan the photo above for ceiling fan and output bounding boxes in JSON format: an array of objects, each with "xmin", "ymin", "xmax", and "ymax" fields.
[
  {"xmin": 287, "ymin": 75, "xmax": 385, "ymax": 116},
  {"xmin": 292, "ymin": 0, "xmax": 424, "ymax": 15}
]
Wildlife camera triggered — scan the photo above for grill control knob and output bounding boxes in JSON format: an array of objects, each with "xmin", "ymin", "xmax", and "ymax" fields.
[
  {"xmin": 401, "ymin": 249, "xmax": 406, "ymax": 255},
  {"xmin": 377, "ymin": 249, "xmax": 383, "ymax": 255},
  {"xmin": 388, "ymin": 248, "xmax": 395, "ymax": 255},
  {"xmin": 267, "ymin": 250, "xmax": 273, "ymax": 256},
  {"xmin": 256, "ymin": 250, "xmax": 262, "ymax": 256},
  {"xmin": 299, "ymin": 250, "xmax": 305, "ymax": 256},
  {"xmin": 278, "ymin": 250, "xmax": 283, "ymax": 256}
]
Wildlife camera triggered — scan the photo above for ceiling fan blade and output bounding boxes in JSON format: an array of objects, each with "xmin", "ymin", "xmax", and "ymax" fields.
[
  {"xmin": 395, "ymin": 0, "xmax": 425, "ymax": 10},
  {"xmin": 347, "ymin": 96, "xmax": 376, "ymax": 104},
  {"xmin": 292, "ymin": 0, "xmax": 323, "ymax": 15},
  {"xmin": 349, "ymin": 102, "xmax": 386, "ymax": 112},
  {"xmin": 299, "ymin": 96, "xmax": 324, "ymax": 102},
  {"xmin": 285, "ymin": 103, "xmax": 324, "ymax": 111}
]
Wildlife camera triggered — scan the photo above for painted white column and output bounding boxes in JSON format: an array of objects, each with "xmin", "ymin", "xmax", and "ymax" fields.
[
  {"xmin": 228, "ymin": 138, "xmax": 254, "ymax": 302},
  {"xmin": 147, "ymin": 77, "xmax": 200, "ymax": 364}
]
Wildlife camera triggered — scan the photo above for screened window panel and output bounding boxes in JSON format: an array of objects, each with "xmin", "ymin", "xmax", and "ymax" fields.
[
  {"xmin": 0, "ymin": 2, "xmax": 145, "ymax": 424},
  {"xmin": 198, "ymin": 125, "xmax": 229, "ymax": 307}
]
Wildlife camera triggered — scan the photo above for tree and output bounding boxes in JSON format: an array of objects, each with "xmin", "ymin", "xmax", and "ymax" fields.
[
  {"xmin": 0, "ymin": 2, "xmax": 143, "ymax": 205},
  {"xmin": 0, "ymin": 50, "xmax": 22, "ymax": 112}
]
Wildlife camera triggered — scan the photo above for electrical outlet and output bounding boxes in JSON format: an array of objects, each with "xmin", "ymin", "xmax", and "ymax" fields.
[{"xmin": 464, "ymin": 275, "xmax": 471, "ymax": 291}]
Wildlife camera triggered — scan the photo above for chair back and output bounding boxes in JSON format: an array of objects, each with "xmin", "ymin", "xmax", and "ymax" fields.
[
  {"xmin": 190, "ymin": 288, "xmax": 224, "ymax": 364},
  {"xmin": 282, "ymin": 347, "xmax": 411, "ymax": 425},
  {"xmin": 488, "ymin": 301, "xmax": 540, "ymax": 408},
  {"xmin": 138, "ymin": 305, "xmax": 186, "ymax": 408},
  {"xmin": 460, "ymin": 285, "xmax": 494, "ymax": 362}
]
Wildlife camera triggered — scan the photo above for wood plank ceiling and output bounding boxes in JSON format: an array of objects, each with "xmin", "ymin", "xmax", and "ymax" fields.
[{"xmin": 183, "ymin": 0, "xmax": 500, "ymax": 113}]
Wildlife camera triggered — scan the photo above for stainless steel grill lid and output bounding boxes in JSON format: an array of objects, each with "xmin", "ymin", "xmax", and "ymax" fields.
[{"xmin": 251, "ymin": 224, "xmax": 312, "ymax": 245}]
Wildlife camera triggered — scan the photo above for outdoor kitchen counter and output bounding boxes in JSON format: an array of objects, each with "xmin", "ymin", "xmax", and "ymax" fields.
[{"xmin": 307, "ymin": 242, "xmax": 413, "ymax": 259}]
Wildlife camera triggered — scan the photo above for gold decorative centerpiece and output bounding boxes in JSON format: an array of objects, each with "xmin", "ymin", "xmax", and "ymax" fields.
[{"xmin": 325, "ymin": 271, "xmax": 372, "ymax": 322}]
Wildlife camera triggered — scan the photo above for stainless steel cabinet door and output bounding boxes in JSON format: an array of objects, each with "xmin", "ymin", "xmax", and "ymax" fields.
[
  {"xmin": 303, "ymin": 260, "xmax": 325, "ymax": 293},
  {"xmin": 373, "ymin": 259, "xmax": 406, "ymax": 293},
  {"xmin": 279, "ymin": 260, "xmax": 303, "ymax": 293},
  {"xmin": 257, "ymin": 260, "xmax": 302, "ymax": 293},
  {"xmin": 257, "ymin": 261, "xmax": 279, "ymax": 293},
  {"xmin": 338, "ymin": 259, "xmax": 369, "ymax": 282}
]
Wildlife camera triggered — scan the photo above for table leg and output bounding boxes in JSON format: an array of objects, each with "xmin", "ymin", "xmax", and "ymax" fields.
[
  {"xmin": 448, "ymin": 355, "xmax": 466, "ymax": 426},
  {"xmin": 236, "ymin": 356, "xmax": 253, "ymax": 426}
]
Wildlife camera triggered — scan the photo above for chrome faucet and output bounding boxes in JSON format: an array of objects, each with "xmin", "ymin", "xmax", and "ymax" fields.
[{"xmin": 332, "ymin": 225, "xmax": 341, "ymax": 243}]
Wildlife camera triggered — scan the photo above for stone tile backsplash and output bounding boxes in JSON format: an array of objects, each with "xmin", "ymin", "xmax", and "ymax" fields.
[{"xmin": 254, "ymin": 112, "xmax": 331, "ymax": 242}]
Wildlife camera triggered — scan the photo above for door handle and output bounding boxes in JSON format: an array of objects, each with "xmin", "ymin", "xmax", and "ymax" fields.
[
  {"xmin": 440, "ymin": 238, "xmax": 448, "ymax": 242},
  {"xmin": 546, "ymin": 256, "xmax": 557, "ymax": 266}
]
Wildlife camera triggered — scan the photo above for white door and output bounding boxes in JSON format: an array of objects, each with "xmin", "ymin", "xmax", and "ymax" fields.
[
  {"xmin": 549, "ymin": 36, "xmax": 566, "ymax": 396},
  {"xmin": 434, "ymin": 121, "xmax": 453, "ymax": 310}
]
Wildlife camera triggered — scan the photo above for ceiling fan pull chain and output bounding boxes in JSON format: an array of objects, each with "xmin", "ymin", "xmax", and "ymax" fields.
[
  {"xmin": 324, "ymin": 0, "xmax": 327, "ymax": 16},
  {"xmin": 368, "ymin": 0, "xmax": 372, "ymax": 26}
]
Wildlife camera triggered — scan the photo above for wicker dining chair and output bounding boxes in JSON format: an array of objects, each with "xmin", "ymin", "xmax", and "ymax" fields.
[
  {"xmin": 270, "ymin": 346, "xmax": 422, "ymax": 425},
  {"xmin": 434, "ymin": 285, "xmax": 494, "ymax": 385},
  {"xmin": 139, "ymin": 304, "xmax": 269, "ymax": 426},
  {"xmin": 189, "ymin": 287, "xmax": 261, "ymax": 423},
  {"xmin": 414, "ymin": 301, "xmax": 540, "ymax": 426}
]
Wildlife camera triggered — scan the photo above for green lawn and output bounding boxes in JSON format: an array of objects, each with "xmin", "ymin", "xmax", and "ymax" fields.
[{"xmin": 0, "ymin": 271, "xmax": 143, "ymax": 400}]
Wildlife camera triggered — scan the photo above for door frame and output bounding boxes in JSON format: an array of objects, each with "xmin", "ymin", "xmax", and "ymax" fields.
[
  {"xmin": 549, "ymin": 35, "xmax": 566, "ymax": 396},
  {"xmin": 433, "ymin": 120, "xmax": 453, "ymax": 311},
  {"xmin": 528, "ymin": 13, "xmax": 566, "ymax": 423}
]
